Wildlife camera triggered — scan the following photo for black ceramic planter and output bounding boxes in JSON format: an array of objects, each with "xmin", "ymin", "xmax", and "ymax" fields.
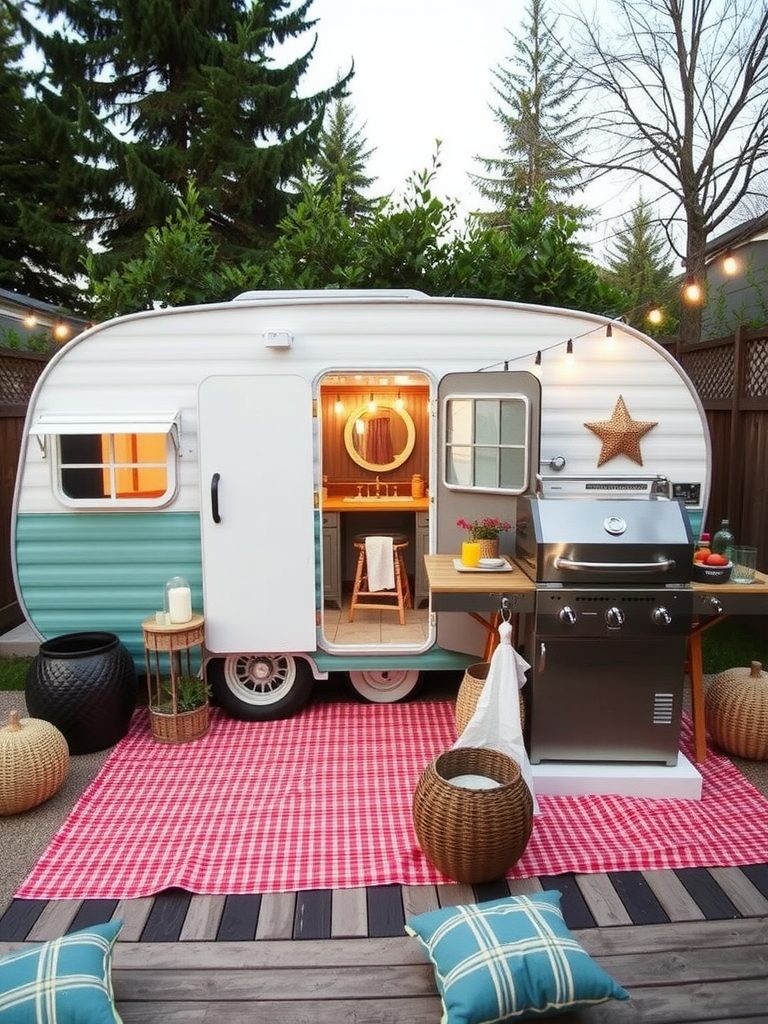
[{"xmin": 26, "ymin": 632, "xmax": 138, "ymax": 754}]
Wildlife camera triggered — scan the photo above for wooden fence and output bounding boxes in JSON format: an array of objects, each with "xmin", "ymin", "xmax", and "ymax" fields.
[
  {"xmin": 1, "ymin": 328, "xmax": 766, "ymax": 633},
  {"xmin": 659, "ymin": 326, "xmax": 768, "ymax": 574}
]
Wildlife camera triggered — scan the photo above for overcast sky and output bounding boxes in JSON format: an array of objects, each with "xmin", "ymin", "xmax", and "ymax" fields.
[
  {"xmin": 292, "ymin": 0, "xmax": 636, "ymax": 263},
  {"xmin": 296, "ymin": 0, "xmax": 526, "ymax": 217}
]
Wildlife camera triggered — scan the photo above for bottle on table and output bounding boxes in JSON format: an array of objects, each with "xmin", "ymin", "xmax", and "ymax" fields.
[
  {"xmin": 695, "ymin": 532, "xmax": 711, "ymax": 560},
  {"xmin": 711, "ymin": 519, "xmax": 735, "ymax": 560}
]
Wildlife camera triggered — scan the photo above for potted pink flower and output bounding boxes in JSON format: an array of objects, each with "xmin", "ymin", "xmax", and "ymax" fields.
[{"xmin": 457, "ymin": 517, "xmax": 511, "ymax": 561}]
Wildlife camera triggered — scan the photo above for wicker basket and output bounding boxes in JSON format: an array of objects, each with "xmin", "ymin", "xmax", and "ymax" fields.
[
  {"xmin": 0, "ymin": 710, "xmax": 69, "ymax": 815},
  {"xmin": 149, "ymin": 702, "xmax": 210, "ymax": 744},
  {"xmin": 705, "ymin": 661, "xmax": 768, "ymax": 760},
  {"xmin": 477, "ymin": 539, "xmax": 500, "ymax": 559},
  {"xmin": 455, "ymin": 662, "xmax": 525, "ymax": 735},
  {"xmin": 412, "ymin": 747, "xmax": 533, "ymax": 883}
]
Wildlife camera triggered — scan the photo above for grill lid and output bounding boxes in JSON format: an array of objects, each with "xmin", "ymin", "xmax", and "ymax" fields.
[{"xmin": 516, "ymin": 496, "xmax": 694, "ymax": 584}]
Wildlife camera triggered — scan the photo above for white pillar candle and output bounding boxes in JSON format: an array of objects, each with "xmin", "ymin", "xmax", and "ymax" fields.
[{"xmin": 168, "ymin": 586, "xmax": 192, "ymax": 623}]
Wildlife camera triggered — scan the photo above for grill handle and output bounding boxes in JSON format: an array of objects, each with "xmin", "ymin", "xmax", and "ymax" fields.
[{"xmin": 553, "ymin": 556, "xmax": 676, "ymax": 573}]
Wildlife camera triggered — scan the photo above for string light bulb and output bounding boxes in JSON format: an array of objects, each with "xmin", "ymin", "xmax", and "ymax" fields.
[
  {"xmin": 682, "ymin": 277, "xmax": 703, "ymax": 304},
  {"xmin": 395, "ymin": 391, "xmax": 404, "ymax": 410},
  {"xmin": 53, "ymin": 319, "xmax": 71, "ymax": 342},
  {"xmin": 722, "ymin": 252, "xmax": 738, "ymax": 276},
  {"xmin": 647, "ymin": 307, "xmax": 664, "ymax": 327},
  {"xmin": 23, "ymin": 310, "xmax": 37, "ymax": 329},
  {"xmin": 334, "ymin": 394, "xmax": 344, "ymax": 414},
  {"xmin": 565, "ymin": 338, "xmax": 574, "ymax": 364},
  {"xmin": 367, "ymin": 393, "xmax": 377, "ymax": 412},
  {"xmin": 534, "ymin": 350, "xmax": 542, "ymax": 365},
  {"xmin": 605, "ymin": 323, "xmax": 613, "ymax": 338}
]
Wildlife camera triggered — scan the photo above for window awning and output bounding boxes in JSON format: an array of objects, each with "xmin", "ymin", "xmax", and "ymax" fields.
[{"xmin": 29, "ymin": 412, "xmax": 179, "ymax": 436}]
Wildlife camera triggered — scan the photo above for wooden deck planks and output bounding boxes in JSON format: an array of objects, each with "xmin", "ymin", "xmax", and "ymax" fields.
[{"xmin": 2, "ymin": 870, "xmax": 768, "ymax": 1023}]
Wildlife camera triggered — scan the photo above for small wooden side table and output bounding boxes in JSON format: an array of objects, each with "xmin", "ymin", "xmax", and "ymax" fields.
[{"xmin": 141, "ymin": 614, "xmax": 208, "ymax": 742}]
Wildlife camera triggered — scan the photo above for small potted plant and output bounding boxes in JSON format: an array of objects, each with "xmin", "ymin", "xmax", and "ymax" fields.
[
  {"xmin": 149, "ymin": 674, "xmax": 211, "ymax": 743},
  {"xmin": 457, "ymin": 517, "xmax": 512, "ymax": 559}
]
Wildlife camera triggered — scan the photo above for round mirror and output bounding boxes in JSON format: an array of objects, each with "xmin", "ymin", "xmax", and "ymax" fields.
[{"xmin": 343, "ymin": 401, "xmax": 416, "ymax": 472}]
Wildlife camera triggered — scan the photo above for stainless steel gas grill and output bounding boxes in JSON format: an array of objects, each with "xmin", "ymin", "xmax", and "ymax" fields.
[{"xmin": 516, "ymin": 495, "xmax": 695, "ymax": 766}]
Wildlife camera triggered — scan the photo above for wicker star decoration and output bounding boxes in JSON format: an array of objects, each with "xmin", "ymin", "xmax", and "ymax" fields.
[{"xmin": 584, "ymin": 395, "xmax": 658, "ymax": 467}]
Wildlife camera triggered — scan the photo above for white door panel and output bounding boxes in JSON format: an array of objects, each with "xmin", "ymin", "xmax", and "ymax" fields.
[{"xmin": 199, "ymin": 375, "xmax": 317, "ymax": 653}]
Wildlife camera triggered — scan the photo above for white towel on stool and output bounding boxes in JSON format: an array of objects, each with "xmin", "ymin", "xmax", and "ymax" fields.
[{"xmin": 366, "ymin": 536, "xmax": 395, "ymax": 592}]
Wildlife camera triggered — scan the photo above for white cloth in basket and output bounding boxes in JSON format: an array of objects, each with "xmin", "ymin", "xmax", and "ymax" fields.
[
  {"xmin": 453, "ymin": 620, "xmax": 540, "ymax": 814},
  {"xmin": 365, "ymin": 536, "xmax": 395, "ymax": 592}
]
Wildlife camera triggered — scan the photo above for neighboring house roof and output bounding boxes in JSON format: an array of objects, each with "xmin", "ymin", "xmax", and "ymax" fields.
[
  {"xmin": 705, "ymin": 212, "xmax": 768, "ymax": 264},
  {"xmin": 0, "ymin": 288, "xmax": 89, "ymax": 346}
]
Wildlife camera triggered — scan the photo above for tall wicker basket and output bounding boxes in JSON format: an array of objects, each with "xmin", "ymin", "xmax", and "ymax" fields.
[
  {"xmin": 412, "ymin": 747, "xmax": 533, "ymax": 883},
  {"xmin": 705, "ymin": 661, "xmax": 768, "ymax": 760},
  {"xmin": 455, "ymin": 662, "xmax": 525, "ymax": 735}
]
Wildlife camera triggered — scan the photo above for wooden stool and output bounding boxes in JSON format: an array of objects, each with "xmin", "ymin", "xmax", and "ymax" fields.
[{"xmin": 349, "ymin": 533, "xmax": 412, "ymax": 625}]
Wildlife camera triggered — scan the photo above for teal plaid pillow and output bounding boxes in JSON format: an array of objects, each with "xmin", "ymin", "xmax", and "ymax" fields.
[
  {"xmin": 405, "ymin": 892, "xmax": 628, "ymax": 1022},
  {"xmin": 0, "ymin": 920, "xmax": 122, "ymax": 1023}
]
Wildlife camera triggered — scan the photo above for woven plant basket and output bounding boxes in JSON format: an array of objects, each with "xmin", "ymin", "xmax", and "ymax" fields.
[
  {"xmin": 0, "ymin": 710, "xmax": 69, "ymax": 815},
  {"xmin": 705, "ymin": 661, "xmax": 768, "ymax": 760},
  {"xmin": 455, "ymin": 662, "xmax": 525, "ymax": 735},
  {"xmin": 412, "ymin": 746, "xmax": 533, "ymax": 883},
  {"xmin": 149, "ymin": 702, "xmax": 210, "ymax": 744},
  {"xmin": 477, "ymin": 539, "xmax": 500, "ymax": 559}
]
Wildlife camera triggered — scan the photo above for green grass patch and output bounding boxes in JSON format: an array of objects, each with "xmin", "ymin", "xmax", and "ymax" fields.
[
  {"xmin": 701, "ymin": 618, "xmax": 768, "ymax": 675},
  {"xmin": 0, "ymin": 657, "xmax": 33, "ymax": 691}
]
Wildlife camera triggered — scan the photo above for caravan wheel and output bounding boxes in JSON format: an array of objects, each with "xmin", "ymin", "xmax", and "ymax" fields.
[
  {"xmin": 346, "ymin": 670, "xmax": 422, "ymax": 703},
  {"xmin": 209, "ymin": 655, "xmax": 313, "ymax": 721}
]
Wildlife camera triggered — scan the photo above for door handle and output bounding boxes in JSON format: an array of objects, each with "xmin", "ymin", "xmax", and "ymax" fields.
[
  {"xmin": 538, "ymin": 641, "xmax": 546, "ymax": 672},
  {"xmin": 211, "ymin": 472, "xmax": 221, "ymax": 523}
]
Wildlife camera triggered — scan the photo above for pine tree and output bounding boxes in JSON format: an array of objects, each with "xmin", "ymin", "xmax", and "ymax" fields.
[
  {"xmin": 313, "ymin": 97, "xmax": 380, "ymax": 219},
  {"xmin": 0, "ymin": 7, "xmax": 86, "ymax": 308},
  {"xmin": 10, "ymin": 0, "xmax": 350, "ymax": 266},
  {"xmin": 603, "ymin": 196, "xmax": 676, "ymax": 330},
  {"xmin": 471, "ymin": 0, "xmax": 585, "ymax": 225}
]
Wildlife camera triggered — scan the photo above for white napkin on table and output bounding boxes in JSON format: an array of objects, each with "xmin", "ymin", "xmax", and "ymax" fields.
[{"xmin": 365, "ymin": 536, "xmax": 395, "ymax": 591}]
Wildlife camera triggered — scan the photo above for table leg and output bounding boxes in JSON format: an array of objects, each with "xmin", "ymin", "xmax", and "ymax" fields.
[{"xmin": 686, "ymin": 615, "xmax": 726, "ymax": 764}]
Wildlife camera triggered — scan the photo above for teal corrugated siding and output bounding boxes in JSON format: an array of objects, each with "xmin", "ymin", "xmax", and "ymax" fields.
[
  {"xmin": 16, "ymin": 511, "xmax": 326, "ymax": 670},
  {"xmin": 15, "ymin": 512, "xmax": 203, "ymax": 667}
]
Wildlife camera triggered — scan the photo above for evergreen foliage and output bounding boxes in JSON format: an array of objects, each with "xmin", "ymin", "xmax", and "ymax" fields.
[
  {"xmin": 0, "ymin": 6, "xmax": 87, "ymax": 309},
  {"xmin": 313, "ymin": 97, "xmax": 381, "ymax": 219},
  {"xmin": 9, "ymin": 0, "xmax": 350, "ymax": 268},
  {"xmin": 603, "ymin": 196, "xmax": 677, "ymax": 333},
  {"xmin": 471, "ymin": 0, "xmax": 585, "ymax": 224}
]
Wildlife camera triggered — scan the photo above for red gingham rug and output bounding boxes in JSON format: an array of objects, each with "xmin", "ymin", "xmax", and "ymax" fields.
[{"xmin": 15, "ymin": 702, "xmax": 768, "ymax": 899}]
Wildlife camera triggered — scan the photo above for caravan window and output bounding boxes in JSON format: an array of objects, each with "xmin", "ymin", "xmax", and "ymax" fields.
[
  {"xmin": 444, "ymin": 396, "xmax": 530, "ymax": 493},
  {"xmin": 57, "ymin": 432, "xmax": 174, "ymax": 505},
  {"xmin": 29, "ymin": 413, "xmax": 178, "ymax": 507}
]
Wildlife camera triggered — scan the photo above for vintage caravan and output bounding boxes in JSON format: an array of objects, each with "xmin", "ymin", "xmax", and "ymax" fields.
[{"xmin": 12, "ymin": 291, "xmax": 710, "ymax": 721}]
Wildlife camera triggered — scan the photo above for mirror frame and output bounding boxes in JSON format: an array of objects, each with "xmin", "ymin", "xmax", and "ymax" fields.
[{"xmin": 343, "ymin": 400, "xmax": 416, "ymax": 472}]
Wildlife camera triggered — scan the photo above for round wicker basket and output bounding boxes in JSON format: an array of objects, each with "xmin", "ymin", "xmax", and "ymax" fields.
[
  {"xmin": 412, "ymin": 746, "xmax": 533, "ymax": 883},
  {"xmin": 705, "ymin": 660, "xmax": 768, "ymax": 760},
  {"xmin": 0, "ymin": 710, "xmax": 69, "ymax": 815},
  {"xmin": 455, "ymin": 662, "xmax": 525, "ymax": 735}
]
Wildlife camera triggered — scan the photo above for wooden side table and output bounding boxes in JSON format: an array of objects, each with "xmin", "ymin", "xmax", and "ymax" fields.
[{"xmin": 141, "ymin": 614, "xmax": 208, "ymax": 742}]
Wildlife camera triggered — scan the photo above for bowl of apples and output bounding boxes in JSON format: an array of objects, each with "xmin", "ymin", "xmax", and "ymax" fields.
[{"xmin": 692, "ymin": 551, "xmax": 733, "ymax": 583}]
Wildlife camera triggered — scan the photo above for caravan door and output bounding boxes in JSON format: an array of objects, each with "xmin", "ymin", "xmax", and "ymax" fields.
[{"xmin": 198, "ymin": 375, "xmax": 317, "ymax": 653}]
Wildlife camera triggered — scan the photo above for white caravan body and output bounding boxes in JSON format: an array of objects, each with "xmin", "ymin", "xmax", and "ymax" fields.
[{"xmin": 12, "ymin": 291, "xmax": 710, "ymax": 717}]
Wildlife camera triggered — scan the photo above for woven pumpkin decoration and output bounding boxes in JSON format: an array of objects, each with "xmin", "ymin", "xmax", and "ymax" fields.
[
  {"xmin": 0, "ymin": 710, "xmax": 69, "ymax": 815},
  {"xmin": 705, "ymin": 661, "xmax": 768, "ymax": 760}
]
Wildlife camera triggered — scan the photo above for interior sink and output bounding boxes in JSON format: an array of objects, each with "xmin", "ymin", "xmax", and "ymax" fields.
[{"xmin": 342, "ymin": 495, "xmax": 415, "ymax": 502}]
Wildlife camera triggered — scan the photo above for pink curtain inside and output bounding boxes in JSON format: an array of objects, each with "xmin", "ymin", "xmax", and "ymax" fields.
[{"xmin": 365, "ymin": 416, "xmax": 394, "ymax": 464}]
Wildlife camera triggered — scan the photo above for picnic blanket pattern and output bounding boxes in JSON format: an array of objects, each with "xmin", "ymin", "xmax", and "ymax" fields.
[{"xmin": 15, "ymin": 702, "xmax": 768, "ymax": 899}]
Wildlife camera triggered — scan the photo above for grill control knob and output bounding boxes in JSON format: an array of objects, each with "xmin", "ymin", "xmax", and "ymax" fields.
[
  {"xmin": 559, "ymin": 606, "xmax": 577, "ymax": 625},
  {"xmin": 652, "ymin": 606, "xmax": 672, "ymax": 626},
  {"xmin": 605, "ymin": 606, "xmax": 625, "ymax": 628}
]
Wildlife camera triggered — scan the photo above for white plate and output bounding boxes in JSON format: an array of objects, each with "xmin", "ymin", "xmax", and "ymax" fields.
[{"xmin": 479, "ymin": 557, "xmax": 505, "ymax": 568}]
